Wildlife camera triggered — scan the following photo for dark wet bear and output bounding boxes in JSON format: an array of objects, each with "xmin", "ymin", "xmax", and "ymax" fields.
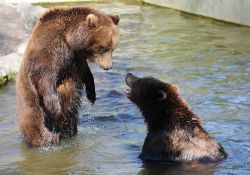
[
  {"xmin": 16, "ymin": 7, "xmax": 119, "ymax": 146},
  {"xmin": 125, "ymin": 73, "xmax": 227, "ymax": 162}
]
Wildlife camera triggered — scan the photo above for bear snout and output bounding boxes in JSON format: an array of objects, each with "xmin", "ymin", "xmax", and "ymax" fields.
[
  {"xmin": 95, "ymin": 52, "xmax": 113, "ymax": 70},
  {"xmin": 102, "ymin": 66, "xmax": 112, "ymax": 70},
  {"xmin": 125, "ymin": 73, "xmax": 138, "ymax": 88}
]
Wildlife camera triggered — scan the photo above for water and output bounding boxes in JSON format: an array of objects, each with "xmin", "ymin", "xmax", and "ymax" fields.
[{"xmin": 1, "ymin": 2, "xmax": 250, "ymax": 174}]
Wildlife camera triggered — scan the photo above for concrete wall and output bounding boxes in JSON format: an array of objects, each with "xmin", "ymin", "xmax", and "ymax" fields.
[
  {"xmin": 4, "ymin": 0, "xmax": 250, "ymax": 26},
  {"xmin": 143, "ymin": 0, "xmax": 250, "ymax": 26},
  {"xmin": 2, "ymin": 0, "xmax": 98, "ymax": 4}
]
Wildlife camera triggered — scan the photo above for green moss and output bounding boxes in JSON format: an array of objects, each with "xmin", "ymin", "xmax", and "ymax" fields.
[
  {"xmin": 7, "ymin": 72, "xmax": 17, "ymax": 81},
  {"xmin": 0, "ymin": 71, "xmax": 17, "ymax": 88},
  {"xmin": 0, "ymin": 76, "xmax": 8, "ymax": 87}
]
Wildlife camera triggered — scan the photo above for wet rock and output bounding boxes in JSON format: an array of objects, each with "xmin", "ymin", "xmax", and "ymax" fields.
[
  {"xmin": 0, "ymin": 53, "xmax": 22, "ymax": 74},
  {"xmin": 0, "ymin": 3, "xmax": 26, "ymax": 86},
  {"xmin": 0, "ymin": 4, "xmax": 29, "ymax": 56},
  {"xmin": 0, "ymin": 39, "xmax": 27, "ymax": 86},
  {"xmin": 0, "ymin": 3, "xmax": 45, "ymax": 87},
  {"xmin": 17, "ymin": 3, "xmax": 46, "ymax": 31}
]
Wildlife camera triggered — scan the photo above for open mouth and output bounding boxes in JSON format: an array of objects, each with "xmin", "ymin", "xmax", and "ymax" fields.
[
  {"xmin": 124, "ymin": 73, "xmax": 137, "ymax": 98},
  {"xmin": 124, "ymin": 86, "xmax": 131, "ymax": 97}
]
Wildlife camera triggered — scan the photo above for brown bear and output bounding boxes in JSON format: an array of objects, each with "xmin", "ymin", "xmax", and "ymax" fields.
[
  {"xmin": 16, "ymin": 7, "xmax": 120, "ymax": 146},
  {"xmin": 124, "ymin": 73, "xmax": 227, "ymax": 162}
]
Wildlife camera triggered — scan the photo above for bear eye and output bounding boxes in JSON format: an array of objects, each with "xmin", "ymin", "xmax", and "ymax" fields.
[{"xmin": 98, "ymin": 47, "xmax": 109, "ymax": 53}]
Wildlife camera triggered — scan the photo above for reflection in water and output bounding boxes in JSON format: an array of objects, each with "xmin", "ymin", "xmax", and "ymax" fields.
[
  {"xmin": 138, "ymin": 162, "xmax": 218, "ymax": 175},
  {"xmin": 0, "ymin": 1, "xmax": 250, "ymax": 175},
  {"xmin": 16, "ymin": 140, "xmax": 80, "ymax": 174}
]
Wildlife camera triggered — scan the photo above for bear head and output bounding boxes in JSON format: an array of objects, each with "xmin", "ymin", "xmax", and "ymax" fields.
[
  {"xmin": 124, "ymin": 73, "xmax": 187, "ymax": 126},
  {"xmin": 66, "ymin": 10, "xmax": 120, "ymax": 70}
]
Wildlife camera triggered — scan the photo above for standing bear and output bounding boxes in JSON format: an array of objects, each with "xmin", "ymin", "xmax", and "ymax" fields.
[
  {"xmin": 16, "ymin": 7, "xmax": 119, "ymax": 146},
  {"xmin": 125, "ymin": 73, "xmax": 227, "ymax": 162}
]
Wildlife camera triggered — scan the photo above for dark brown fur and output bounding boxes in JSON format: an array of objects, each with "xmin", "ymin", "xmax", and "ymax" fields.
[
  {"xmin": 125, "ymin": 73, "xmax": 227, "ymax": 162},
  {"xmin": 16, "ymin": 7, "xmax": 119, "ymax": 146}
]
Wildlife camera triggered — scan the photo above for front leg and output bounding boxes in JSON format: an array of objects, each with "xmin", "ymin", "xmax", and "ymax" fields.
[
  {"xmin": 79, "ymin": 60, "xmax": 96, "ymax": 104},
  {"xmin": 35, "ymin": 71, "xmax": 62, "ymax": 117},
  {"xmin": 36, "ymin": 71, "xmax": 62, "ymax": 132}
]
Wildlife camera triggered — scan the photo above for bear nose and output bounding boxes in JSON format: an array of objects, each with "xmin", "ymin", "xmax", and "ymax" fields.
[
  {"xmin": 126, "ymin": 73, "xmax": 134, "ymax": 78},
  {"xmin": 125, "ymin": 73, "xmax": 138, "ymax": 87},
  {"xmin": 103, "ymin": 66, "xmax": 112, "ymax": 70}
]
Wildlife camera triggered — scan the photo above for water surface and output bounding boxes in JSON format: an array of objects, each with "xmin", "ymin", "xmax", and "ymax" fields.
[{"xmin": 0, "ymin": 2, "xmax": 250, "ymax": 175}]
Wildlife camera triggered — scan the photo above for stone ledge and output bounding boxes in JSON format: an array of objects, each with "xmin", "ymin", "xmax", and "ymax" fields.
[{"xmin": 0, "ymin": 52, "xmax": 23, "ymax": 86}]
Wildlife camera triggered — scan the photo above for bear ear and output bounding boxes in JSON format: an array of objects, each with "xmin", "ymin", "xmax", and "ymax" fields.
[
  {"xmin": 171, "ymin": 84, "xmax": 179, "ymax": 93},
  {"xmin": 86, "ymin": 14, "xmax": 99, "ymax": 28},
  {"xmin": 110, "ymin": 15, "xmax": 120, "ymax": 25},
  {"xmin": 182, "ymin": 99, "xmax": 187, "ymax": 106},
  {"xmin": 157, "ymin": 90, "xmax": 167, "ymax": 101}
]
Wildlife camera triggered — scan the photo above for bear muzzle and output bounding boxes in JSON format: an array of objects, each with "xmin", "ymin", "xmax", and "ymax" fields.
[
  {"xmin": 125, "ymin": 73, "xmax": 138, "ymax": 87},
  {"xmin": 124, "ymin": 73, "xmax": 138, "ymax": 98},
  {"xmin": 95, "ymin": 52, "xmax": 112, "ymax": 70}
]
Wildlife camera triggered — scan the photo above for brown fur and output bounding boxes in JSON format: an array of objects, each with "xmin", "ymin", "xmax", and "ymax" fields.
[
  {"xmin": 16, "ymin": 7, "xmax": 119, "ymax": 146},
  {"xmin": 125, "ymin": 73, "xmax": 227, "ymax": 162}
]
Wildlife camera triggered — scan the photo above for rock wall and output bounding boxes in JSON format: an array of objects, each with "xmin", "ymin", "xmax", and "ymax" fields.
[{"xmin": 143, "ymin": 0, "xmax": 250, "ymax": 26}]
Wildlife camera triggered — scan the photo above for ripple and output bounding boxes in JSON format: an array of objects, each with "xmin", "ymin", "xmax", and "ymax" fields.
[{"xmin": 106, "ymin": 90, "xmax": 123, "ymax": 98}]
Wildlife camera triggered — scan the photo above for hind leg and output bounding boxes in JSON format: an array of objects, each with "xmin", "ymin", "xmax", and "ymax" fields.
[{"xmin": 16, "ymin": 100, "xmax": 59, "ymax": 146}]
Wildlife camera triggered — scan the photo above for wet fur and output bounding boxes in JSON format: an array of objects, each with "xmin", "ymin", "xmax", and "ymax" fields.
[
  {"xmin": 16, "ymin": 7, "xmax": 119, "ymax": 146},
  {"xmin": 125, "ymin": 74, "xmax": 227, "ymax": 162}
]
